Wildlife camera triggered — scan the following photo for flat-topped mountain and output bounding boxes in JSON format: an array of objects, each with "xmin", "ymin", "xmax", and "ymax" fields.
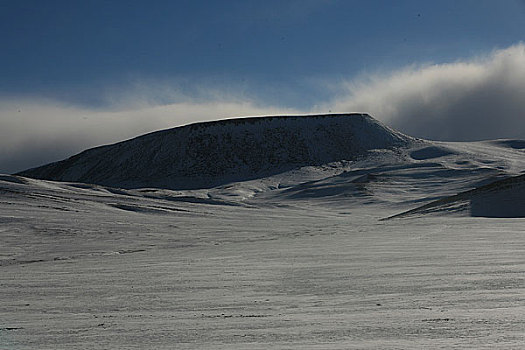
[{"xmin": 17, "ymin": 113, "xmax": 413, "ymax": 189}]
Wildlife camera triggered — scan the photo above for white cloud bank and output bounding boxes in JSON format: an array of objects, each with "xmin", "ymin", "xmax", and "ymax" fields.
[
  {"xmin": 0, "ymin": 99, "xmax": 299, "ymax": 173},
  {"xmin": 319, "ymin": 43, "xmax": 525, "ymax": 141}
]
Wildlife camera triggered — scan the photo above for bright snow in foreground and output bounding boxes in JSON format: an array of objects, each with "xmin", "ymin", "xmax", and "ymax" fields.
[{"xmin": 2, "ymin": 115, "xmax": 525, "ymax": 348}]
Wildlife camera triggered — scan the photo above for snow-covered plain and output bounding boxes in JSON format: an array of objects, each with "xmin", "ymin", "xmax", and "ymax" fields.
[{"xmin": 2, "ymin": 115, "xmax": 525, "ymax": 348}]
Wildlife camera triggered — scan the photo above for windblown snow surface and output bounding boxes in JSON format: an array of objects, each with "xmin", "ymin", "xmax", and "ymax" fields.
[{"xmin": 2, "ymin": 114, "xmax": 525, "ymax": 349}]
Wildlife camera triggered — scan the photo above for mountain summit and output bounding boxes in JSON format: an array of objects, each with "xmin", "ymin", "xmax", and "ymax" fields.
[{"xmin": 17, "ymin": 113, "xmax": 413, "ymax": 189}]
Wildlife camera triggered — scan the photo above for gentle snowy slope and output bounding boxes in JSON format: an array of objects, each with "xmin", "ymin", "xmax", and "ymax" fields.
[
  {"xmin": 385, "ymin": 173, "xmax": 525, "ymax": 219},
  {"xmin": 1, "ymin": 172, "xmax": 525, "ymax": 349}
]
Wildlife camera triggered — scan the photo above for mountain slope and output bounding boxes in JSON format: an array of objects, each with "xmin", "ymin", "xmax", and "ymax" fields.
[
  {"xmin": 17, "ymin": 113, "xmax": 413, "ymax": 190},
  {"xmin": 383, "ymin": 173, "xmax": 525, "ymax": 219}
]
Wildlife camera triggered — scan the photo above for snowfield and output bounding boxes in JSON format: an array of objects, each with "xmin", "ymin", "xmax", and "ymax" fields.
[{"xmin": 2, "ymin": 114, "xmax": 525, "ymax": 348}]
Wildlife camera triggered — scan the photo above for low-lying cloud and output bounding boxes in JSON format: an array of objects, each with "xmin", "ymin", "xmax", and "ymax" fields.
[
  {"xmin": 0, "ymin": 99, "xmax": 298, "ymax": 173},
  {"xmin": 321, "ymin": 43, "xmax": 525, "ymax": 141}
]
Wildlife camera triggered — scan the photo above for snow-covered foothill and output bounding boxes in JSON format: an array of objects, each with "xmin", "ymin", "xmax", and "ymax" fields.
[{"xmin": 17, "ymin": 114, "xmax": 413, "ymax": 190}]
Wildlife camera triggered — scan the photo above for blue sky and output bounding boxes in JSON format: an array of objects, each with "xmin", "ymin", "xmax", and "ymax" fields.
[
  {"xmin": 2, "ymin": 0, "xmax": 524, "ymax": 106},
  {"xmin": 1, "ymin": 0, "xmax": 525, "ymax": 172}
]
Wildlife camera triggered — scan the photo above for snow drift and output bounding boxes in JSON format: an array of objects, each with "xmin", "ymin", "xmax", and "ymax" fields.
[
  {"xmin": 17, "ymin": 114, "xmax": 413, "ymax": 190},
  {"xmin": 384, "ymin": 173, "xmax": 525, "ymax": 219}
]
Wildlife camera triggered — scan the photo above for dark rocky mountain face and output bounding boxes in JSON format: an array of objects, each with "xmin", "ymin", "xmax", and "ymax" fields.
[{"xmin": 17, "ymin": 114, "xmax": 413, "ymax": 190}]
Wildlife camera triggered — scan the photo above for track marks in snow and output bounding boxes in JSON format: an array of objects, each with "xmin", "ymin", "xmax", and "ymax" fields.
[{"xmin": 0, "ymin": 248, "xmax": 148, "ymax": 267}]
